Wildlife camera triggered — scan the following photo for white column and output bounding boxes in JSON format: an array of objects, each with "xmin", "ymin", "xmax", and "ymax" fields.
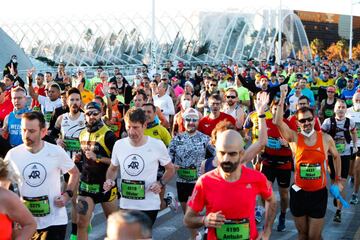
[
  {"xmin": 151, "ymin": 0, "xmax": 157, "ymax": 72},
  {"xmin": 277, "ymin": 0, "xmax": 282, "ymax": 64}
]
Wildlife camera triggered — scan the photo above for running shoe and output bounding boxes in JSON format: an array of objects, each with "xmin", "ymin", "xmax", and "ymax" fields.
[
  {"xmin": 255, "ymin": 206, "xmax": 265, "ymax": 223},
  {"xmin": 350, "ymin": 193, "xmax": 359, "ymax": 205},
  {"xmin": 277, "ymin": 214, "xmax": 286, "ymax": 232},
  {"xmin": 165, "ymin": 192, "xmax": 179, "ymax": 212},
  {"xmin": 333, "ymin": 210, "xmax": 341, "ymax": 223}
]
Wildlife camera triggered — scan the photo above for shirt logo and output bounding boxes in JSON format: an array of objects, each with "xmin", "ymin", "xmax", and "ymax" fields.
[
  {"xmin": 22, "ymin": 163, "xmax": 47, "ymax": 187},
  {"xmin": 123, "ymin": 154, "xmax": 145, "ymax": 176},
  {"xmin": 246, "ymin": 183, "xmax": 252, "ymax": 189}
]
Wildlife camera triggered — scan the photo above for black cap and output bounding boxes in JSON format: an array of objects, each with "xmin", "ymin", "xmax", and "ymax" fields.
[{"xmin": 84, "ymin": 102, "xmax": 102, "ymax": 112}]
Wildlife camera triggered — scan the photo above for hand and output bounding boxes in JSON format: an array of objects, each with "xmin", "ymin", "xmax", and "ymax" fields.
[
  {"xmin": 72, "ymin": 153, "xmax": 82, "ymax": 163},
  {"xmin": 254, "ymin": 92, "xmax": 269, "ymax": 114},
  {"xmin": 85, "ymin": 150, "xmax": 97, "ymax": 161},
  {"xmin": 335, "ymin": 180, "xmax": 344, "ymax": 192},
  {"xmin": 279, "ymin": 84, "xmax": 288, "ymax": 99},
  {"xmin": 203, "ymin": 211, "xmax": 226, "ymax": 228},
  {"xmin": 27, "ymin": 68, "xmax": 35, "ymax": 83},
  {"xmin": 173, "ymin": 164, "xmax": 180, "ymax": 170},
  {"xmin": 56, "ymin": 138, "xmax": 65, "ymax": 148},
  {"xmin": 103, "ymin": 179, "xmax": 115, "ymax": 192},
  {"xmin": 149, "ymin": 182, "xmax": 162, "ymax": 194},
  {"xmin": 279, "ymin": 138, "xmax": 289, "ymax": 146},
  {"xmin": 353, "ymin": 146, "xmax": 358, "ymax": 154},
  {"xmin": 54, "ymin": 195, "xmax": 68, "ymax": 208}
]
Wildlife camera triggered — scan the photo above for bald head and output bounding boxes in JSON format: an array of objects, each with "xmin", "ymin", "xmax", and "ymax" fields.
[{"xmin": 216, "ymin": 130, "xmax": 243, "ymax": 151}]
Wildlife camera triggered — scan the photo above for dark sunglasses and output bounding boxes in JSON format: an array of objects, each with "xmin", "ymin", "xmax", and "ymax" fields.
[
  {"xmin": 327, "ymin": 91, "xmax": 335, "ymax": 93},
  {"xmin": 226, "ymin": 95, "xmax": 236, "ymax": 99},
  {"xmin": 210, "ymin": 84, "xmax": 217, "ymax": 87},
  {"xmin": 298, "ymin": 117, "xmax": 313, "ymax": 124},
  {"xmin": 85, "ymin": 111, "xmax": 100, "ymax": 117},
  {"xmin": 184, "ymin": 117, "xmax": 198, "ymax": 123}
]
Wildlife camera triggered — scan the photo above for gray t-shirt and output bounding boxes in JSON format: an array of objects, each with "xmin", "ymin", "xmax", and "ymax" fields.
[{"xmin": 321, "ymin": 117, "xmax": 355, "ymax": 156}]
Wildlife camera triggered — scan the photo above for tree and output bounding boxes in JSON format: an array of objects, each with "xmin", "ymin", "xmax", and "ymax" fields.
[
  {"xmin": 325, "ymin": 39, "xmax": 347, "ymax": 60},
  {"xmin": 310, "ymin": 38, "xmax": 324, "ymax": 57}
]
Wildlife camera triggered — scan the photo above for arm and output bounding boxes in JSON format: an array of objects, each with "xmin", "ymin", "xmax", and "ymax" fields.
[
  {"xmin": 156, "ymin": 107, "xmax": 170, "ymax": 129},
  {"xmin": 237, "ymin": 73, "xmax": 259, "ymax": 93},
  {"xmin": 65, "ymin": 166, "xmax": 80, "ymax": 194},
  {"xmin": 351, "ymin": 127, "xmax": 358, "ymax": 152},
  {"xmin": 261, "ymin": 192, "xmax": 277, "ymax": 239},
  {"xmin": 184, "ymin": 207, "xmax": 205, "ymax": 228},
  {"xmin": 160, "ymin": 162, "xmax": 175, "ymax": 184},
  {"xmin": 241, "ymin": 92, "xmax": 268, "ymax": 163},
  {"xmin": 1, "ymin": 115, "xmax": 9, "ymax": 138},
  {"xmin": 4, "ymin": 190, "xmax": 36, "ymax": 240},
  {"xmin": 106, "ymin": 163, "xmax": 119, "ymax": 182},
  {"xmin": 196, "ymin": 92, "xmax": 206, "ymax": 109},
  {"xmin": 273, "ymin": 85, "xmax": 297, "ymax": 143},
  {"xmin": 326, "ymin": 134, "xmax": 342, "ymax": 181},
  {"xmin": 27, "ymin": 70, "xmax": 39, "ymax": 101}
]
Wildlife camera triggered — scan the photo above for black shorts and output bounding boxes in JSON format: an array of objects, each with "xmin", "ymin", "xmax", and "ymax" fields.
[
  {"xmin": 31, "ymin": 224, "xmax": 67, "ymax": 240},
  {"xmin": 328, "ymin": 155, "xmax": 351, "ymax": 180},
  {"xmin": 176, "ymin": 182, "xmax": 196, "ymax": 203},
  {"xmin": 78, "ymin": 180, "xmax": 119, "ymax": 204},
  {"xmin": 290, "ymin": 186, "xmax": 327, "ymax": 218},
  {"xmin": 261, "ymin": 165, "xmax": 291, "ymax": 188},
  {"xmin": 142, "ymin": 210, "xmax": 159, "ymax": 226}
]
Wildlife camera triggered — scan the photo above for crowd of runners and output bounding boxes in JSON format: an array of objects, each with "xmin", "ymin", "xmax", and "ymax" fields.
[{"xmin": 0, "ymin": 54, "xmax": 359, "ymax": 240}]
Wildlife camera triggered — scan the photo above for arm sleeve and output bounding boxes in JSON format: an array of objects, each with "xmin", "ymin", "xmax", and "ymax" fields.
[
  {"xmin": 157, "ymin": 141, "xmax": 172, "ymax": 166},
  {"xmin": 58, "ymin": 147, "xmax": 75, "ymax": 173},
  {"xmin": 187, "ymin": 178, "xmax": 205, "ymax": 213}
]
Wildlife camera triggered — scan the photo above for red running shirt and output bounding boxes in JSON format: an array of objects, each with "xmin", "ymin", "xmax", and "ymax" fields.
[
  {"xmin": 198, "ymin": 112, "xmax": 236, "ymax": 136},
  {"xmin": 188, "ymin": 166, "xmax": 272, "ymax": 240},
  {"xmin": 0, "ymin": 213, "xmax": 12, "ymax": 240}
]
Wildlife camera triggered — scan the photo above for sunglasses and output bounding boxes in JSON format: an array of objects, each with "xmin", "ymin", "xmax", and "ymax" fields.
[
  {"xmin": 327, "ymin": 91, "xmax": 335, "ymax": 93},
  {"xmin": 298, "ymin": 117, "xmax": 313, "ymax": 124},
  {"xmin": 85, "ymin": 111, "xmax": 100, "ymax": 117},
  {"xmin": 210, "ymin": 84, "xmax": 217, "ymax": 87},
  {"xmin": 184, "ymin": 117, "xmax": 198, "ymax": 123},
  {"xmin": 226, "ymin": 95, "xmax": 236, "ymax": 99}
]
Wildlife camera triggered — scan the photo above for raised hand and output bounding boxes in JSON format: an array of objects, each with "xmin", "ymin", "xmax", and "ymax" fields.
[
  {"xmin": 279, "ymin": 84, "xmax": 288, "ymax": 99},
  {"xmin": 254, "ymin": 92, "xmax": 269, "ymax": 114}
]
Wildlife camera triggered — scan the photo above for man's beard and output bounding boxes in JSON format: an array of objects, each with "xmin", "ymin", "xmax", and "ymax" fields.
[{"xmin": 220, "ymin": 160, "xmax": 240, "ymax": 173}]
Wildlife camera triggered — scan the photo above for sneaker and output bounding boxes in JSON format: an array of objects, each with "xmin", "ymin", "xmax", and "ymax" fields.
[
  {"xmin": 350, "ymin": 193, "xmax": 359, "ymax": 205},
  {"xmin": 255, "ymin": 206, "xmax": 265, "ymax": 223},
  {"xmin": 333, "ymin": 210, "xmax": 341, "ymax": 223},
  {"xmin": 70, "ymin": 234, "xmax": 77, "ymax": 240},
  {"xmin": 277, "ymin": 215, "xmax": 286, "ymax": 232},
  {"xmin": 165, "ymin": 192, "xmax": 179, "ymax": 212}
]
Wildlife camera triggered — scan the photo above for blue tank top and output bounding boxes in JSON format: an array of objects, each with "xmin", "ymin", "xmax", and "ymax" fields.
[
  {"xmin": 204, "ymin": 156, "xmax": 216, "ymax": 173},
  {"xmin": 7, "ymin": 112, "xmax": 23, "ymax": 147}
]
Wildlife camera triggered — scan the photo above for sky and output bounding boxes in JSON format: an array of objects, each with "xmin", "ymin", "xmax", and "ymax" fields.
[{"xmin": 0, "ymin": 0, "xmax": 360, "ymax": 22}]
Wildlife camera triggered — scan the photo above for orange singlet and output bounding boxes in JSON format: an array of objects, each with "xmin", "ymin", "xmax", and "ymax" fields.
[
  {"xmin": 294, "ymin": 131, "xmax": 327, "ymax": 191},
  {"xmin": 0, "ymin": 213, "xmax": 12, "ymax": 240}
]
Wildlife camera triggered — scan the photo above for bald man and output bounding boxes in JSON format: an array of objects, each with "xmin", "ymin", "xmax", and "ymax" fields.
[{"xmin": 184, "ymin": 92, "xmax": 277, "ymax": 240}]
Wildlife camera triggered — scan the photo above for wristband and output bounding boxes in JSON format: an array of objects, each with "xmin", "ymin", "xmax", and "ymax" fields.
[
  {"xmin": 335, "ymin": 176, "xmax": 341, "ymax": 181},
  {"xmin": 258, "ymin": 114, "xmax": 266, "ymax": 119},
  {"xmin": 62, "ymin": 190, "xmax": 74, "ymax": 198}
]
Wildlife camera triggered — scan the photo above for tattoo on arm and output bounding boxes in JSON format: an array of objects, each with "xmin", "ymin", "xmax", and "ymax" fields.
[{"xmin": 76, "ymin": 198, "xmax": 89, "ymax": 215}]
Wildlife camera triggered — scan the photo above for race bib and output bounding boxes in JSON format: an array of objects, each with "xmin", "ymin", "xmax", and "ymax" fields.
[
  {"xmin": 346, "ymin": 99, "xmax": 352, "ymax": 106},
  {"xmin": 23, "ymin": 195, "xmax": 50, "ymax": 217},
  {"xmin": 121, "ymin": 179, "xmax": 145, "ymax": 200},
  {"xmin": 216, "ymin": 219, "xmax": 250, "ymax": 240},
  {"xmin": 44, "ymin": 112, "xmax": 52, "ymax": 122},
  {"xmin": 64, "ymin": 139, "xmax": 81, "ymax": 152},
  {"xmin": 266, "ymin": 137, "xmax": 281, "ymax": 149},
  {"xmin": 110, "ymin": 124, "xmax": 119, "ymax": 132},
  {"xmin": 335, "ymin": 139, "xmax": 346, "ymax": 154},
  {"xmin": 177, "ymin": 167, "xmax": 197, "ymax": 181},
  {"xmin": 299, "ymin": 163, "xmax": 321, "ymax": 179},
  {"xmin": 32, "ymin": 106, "xmax": 41, "ymax": 112},
  {"xmin": 324, "ymin": 109, "xmax": 334, "ymax": 118},
  {"xmin": 80, "ymin": 181, "xmax": 100, "ymax": 194}
]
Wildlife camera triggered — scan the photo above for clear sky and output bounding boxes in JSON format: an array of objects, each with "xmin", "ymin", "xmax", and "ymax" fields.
[{"xmin": 0, "ymin": 0, "xmax": 359, "ymax": 22}]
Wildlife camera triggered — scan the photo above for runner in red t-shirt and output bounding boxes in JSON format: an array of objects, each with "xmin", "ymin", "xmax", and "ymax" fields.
[
  {"xmin": 30, "ymin": 73, "xmax": 46, "ymax": 110},
  {"xmin": 184, "ymin": 92, "xmax": 277, "ymax": 240},
  {"xmin": 198, "ymin": 94, "xmax": 236, "ymax": 136},
  {"xmin": 0, "ymin": 83, "xmax": 13, "ymax": 125}
]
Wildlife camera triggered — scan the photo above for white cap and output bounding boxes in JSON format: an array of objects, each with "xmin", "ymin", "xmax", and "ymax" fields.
[{"xmin": 183, "ymin": 108, "xmax": 199, "ymax": 119}]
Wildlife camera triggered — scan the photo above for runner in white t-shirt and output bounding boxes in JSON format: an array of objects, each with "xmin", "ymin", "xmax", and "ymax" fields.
[
  {"xmin": 104, "ymin": 107, "xmax": 175, "ymax": 227},
  {"xmin": 4, "ymin": 111, "xmax": 79, "ymax": 240},
  {"xmin": 346, "ymin": 92, "xmax": 360, "ymax": 205}
]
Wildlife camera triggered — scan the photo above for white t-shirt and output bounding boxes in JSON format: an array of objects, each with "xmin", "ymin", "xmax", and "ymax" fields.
[
  {"xmin": 5, "ymin": 142, "xmax": 75, "ymax": 229},
  {"xmin": 38, "ymin": 95, "xmax": 62, "ymax": 115},
  {"xmin": 111, "ymin": 136, "xmax": 171, "ymax": 210},
  {"xmin": 288, "ymin": 95, "xmax": 300, "ymax": 114},
  {"xmin": 346, "ymin": 107, "xmax": 360, "ymax": 147},
  {"xmin": 153, "ymin": 94, "xmax": 175, "ymax": 121}
]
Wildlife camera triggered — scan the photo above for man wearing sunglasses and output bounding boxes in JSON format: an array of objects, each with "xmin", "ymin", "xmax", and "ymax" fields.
[
  {"xmin": 222, "ymin": 88, "xmax": 245, "ymax": 130},
  {"xmin": 274, "ymin": 84, "xmax": 342, "ymax": 240},
  {"xmin": 321, "ymin": 99, "xmax": 357, "ymax": 223},
  {"xmin": 76, "ymin": 102, "xmax": 119, "ymax": 239},
  {"xmin": 169, "ymin": 107, "xmax": 215, "ymax": 239}
]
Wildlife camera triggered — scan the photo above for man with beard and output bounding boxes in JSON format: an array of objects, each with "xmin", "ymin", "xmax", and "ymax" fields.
[
  {"xmin": 2, "ymin": 87, "xmax": 30, "ymax": 147},
  {"xmin": 222, "ymin": 88, "xmax": 246, "ymax": 130},
  {"xmin": 321, "ymin": 99, "xmax": 357, "ymax": 223},
  {"xmin": 274, "ymin": 84, "xmax": 343, "ymax": 240},
  {"xmin": 50, "ymin": 88, "xmax": 86, "ymax": 239},
  {"xmin": 5, "ymin": 111, "xmax": 79, "ymax": 240},
  {"xmin": 169, "ymin": 107, "xmax": 215, "ymax": 239},
  {"xmin": 76, "ymin": 102, "xmax": 119, "ymax": 240},
  {"xmin": 198, "ymin": 94, "xmax": 235, "ymax": 137},
  {"xmin": 346, "ymin": 92, "xmax": 360, "ymax": 205},
  {"xmin": 184, "ymin": 92, "xmax": 277, "ymax": 240},
  {"xmin": 104, "ymin": 108, "xmax": 175, "ymax": 227},
  {"xmin": 197, "ymin": 77, "xmax": 221, "ymax": 116}
]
